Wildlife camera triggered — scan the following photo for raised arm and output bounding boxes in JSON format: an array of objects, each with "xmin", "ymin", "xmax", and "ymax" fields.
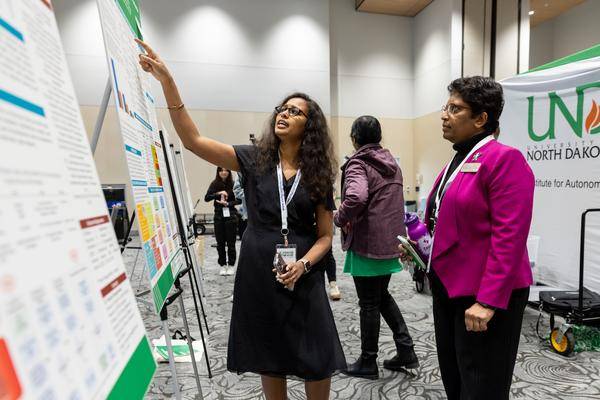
[{"xmin": 135, "ymin": 39, "xmax": 239, "ymax": 171}]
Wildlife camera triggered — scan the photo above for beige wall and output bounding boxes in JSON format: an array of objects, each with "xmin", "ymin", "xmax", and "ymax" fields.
[
  {"xmin": 83, "ymin": 106, "xmax": 433, "ymax": 217},
  {"xmin": 413, "ymin": 111, "xmax": 454, "ymax": 204},
  {"xmin": 332, "ymin": 117, "xmax": 415, "ymax": 201}
]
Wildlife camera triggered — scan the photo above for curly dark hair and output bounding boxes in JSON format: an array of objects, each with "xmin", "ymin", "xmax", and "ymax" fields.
[
  {"xmin": 447, "ymin": 76, "xmax": 504, "ymax": 133},
  {"xmin": 256, "ymin": 92, "xmax": 336, "ymax": 202}
]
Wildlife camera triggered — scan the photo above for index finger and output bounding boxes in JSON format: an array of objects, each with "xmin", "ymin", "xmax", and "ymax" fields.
[{"xmin": 134, "ymin": 38, "xmax": 157, "ymax": 58}]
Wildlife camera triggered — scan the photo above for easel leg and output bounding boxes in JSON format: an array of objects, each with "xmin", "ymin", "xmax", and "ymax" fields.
[
  {"xmin": 129, "ymin": 246, "xmax": 140, "ymax": 281},
  {"xmin": 190, "ymin": 242, "xmax": 207, "ymax": 297},
  {"xmin": 178, "ymin": 295, "xmax": 204, "ymax": 398},
  {"xmin": 90, "ymin": 79, "xmax": 112, "ymax": 154},
  {"xmin": 161, "ymin": 310, "xmax": 182, "ymax": 400},
  {"xmin": 187, "ymin": 270, "xmax": 212, "ymax": 378},
  {"xmin": 136, "ymin": 258, "xmax": 148, "ymax": 294},
  {"xmin": 185, "ymin": 248, "xmax": 210, "ymax": 335}
]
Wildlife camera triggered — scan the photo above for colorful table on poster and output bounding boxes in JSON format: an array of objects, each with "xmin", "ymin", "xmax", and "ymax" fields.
[
  {"xmin": 96, "ymin": 0, "xmax": 185, "ymax": 313},
  {"xmin": 0, "ymin": 1, "xmax": 155, "ymax": 399},
  {"xmin": 500, "ymin": 45, "xmax": 600, "ymax": 292}
]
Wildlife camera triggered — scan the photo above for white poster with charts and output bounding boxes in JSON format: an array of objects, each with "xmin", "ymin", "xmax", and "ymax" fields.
[
  {"xmin": 96, "ymin": 0, "xmax": 185, "ymax": 314},
  {"xmin": 0, "ymin": 1, "xmax": 155, "ymax": 399}
]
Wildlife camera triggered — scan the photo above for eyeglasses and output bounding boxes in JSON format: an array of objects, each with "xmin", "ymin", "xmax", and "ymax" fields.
[
  {"xmin": 275, "ymin": 105, "xmax": 307, "ymax": 118},
  {"xmin": 441, "ymin": 103, "xmax": 471, "ymax": 115}
]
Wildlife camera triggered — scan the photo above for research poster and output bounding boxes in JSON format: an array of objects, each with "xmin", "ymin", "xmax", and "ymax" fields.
[
  {"xmin": 173, "ymin": 140, "xmax": 197, "ymax": 226},
  {"xmin": 500, "ymin": 48, "xmax": 600, "ymax": 292},
  {"xmin": 96, "ymin": 0, "xmax": 185, "ymax": 313},
  {"xmin": 0, "ymin": 1, "xmax": 155, "ymax": 399}
]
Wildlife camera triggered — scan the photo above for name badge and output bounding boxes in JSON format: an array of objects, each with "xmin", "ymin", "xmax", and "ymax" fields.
[
  {"xmin": 222, "ymin": 207, "xmax": 231, "ymax": 218},
  {"xmin": 274, "ymin": 244, "xmax": 297, "ymax": 271},
  {"xmin": 274, "ymin": 244, "xmax": 297, "ymax": 291},
  {"xmin": 461, "ymin": 163, "xmax": 480, "ymax": 173}
]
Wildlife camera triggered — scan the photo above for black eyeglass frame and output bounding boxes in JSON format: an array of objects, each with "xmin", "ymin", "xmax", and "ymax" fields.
[{"xmin": 275, "ymin": 105, "xmax": 307, "ymax": 118}]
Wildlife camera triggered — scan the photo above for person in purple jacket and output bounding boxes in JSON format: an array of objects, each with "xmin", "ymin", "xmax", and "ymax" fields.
[{"xmin": 335, "ymin": 116, "xmax": 418, "ymax": 380}]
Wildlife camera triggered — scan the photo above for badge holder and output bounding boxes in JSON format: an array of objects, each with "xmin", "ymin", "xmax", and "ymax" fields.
[{"xmin": 274, "ymin": 229, "xmax": 297, "ymax": 291}]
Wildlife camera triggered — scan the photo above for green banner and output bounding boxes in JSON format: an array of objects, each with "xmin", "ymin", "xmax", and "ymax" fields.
[
  {"xmin": 116, "ymin": 0, "xmax": 142, "ymax": 39},
  {"xmin": 152, "ymin": 262, "xmax": 173, "ymax": 313},
  {"xmin": 107, "ymin": 337, "xmax": 156, "ymax": 400},
  {"xmin": 526, "ymin": 44, "xmax": 600, "ymax": 74}
]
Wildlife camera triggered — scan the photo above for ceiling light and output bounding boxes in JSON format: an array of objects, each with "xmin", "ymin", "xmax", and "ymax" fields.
[{"xmin": 529, "ymin": 10, "xmax": 535, "ymax": 15}]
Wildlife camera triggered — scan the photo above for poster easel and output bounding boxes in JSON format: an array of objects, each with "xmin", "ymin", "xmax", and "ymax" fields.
[{"xmin": 90, "ymin": 81, "xmax": 211, "ymax": 397}]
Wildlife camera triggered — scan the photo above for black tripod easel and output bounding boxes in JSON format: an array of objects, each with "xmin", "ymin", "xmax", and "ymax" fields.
[
  {"xmin": 171, "ymin": 145, "xmax": 207, "ymax": 299},
  {"xmin": 90, "ymin": 81, "xmax": 205, "ymax": 398},
  {"xmin": 160, "ymin": 130, "xmax": 212, "ymax": 378}
]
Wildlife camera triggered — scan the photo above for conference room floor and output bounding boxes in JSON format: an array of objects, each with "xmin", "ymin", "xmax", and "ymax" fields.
[{"xmin": 123, "ymin": 236, "xmax": 600, "ymax": 400}]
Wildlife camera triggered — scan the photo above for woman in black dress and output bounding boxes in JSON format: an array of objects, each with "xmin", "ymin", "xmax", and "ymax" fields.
[
  {"xmin": 204, "ymin": 167, "xmax": 239, "ymax": 276},
  {"xmin": 137, "ymin": 39, "xmax": 346, "ymax": 400}
]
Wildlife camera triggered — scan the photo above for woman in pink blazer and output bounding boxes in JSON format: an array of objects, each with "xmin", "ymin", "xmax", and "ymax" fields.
[{"xmin": 419, "ymin": 77, "xmax": 534, "ymax": 400}]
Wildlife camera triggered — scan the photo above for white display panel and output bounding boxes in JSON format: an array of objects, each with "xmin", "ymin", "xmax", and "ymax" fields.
[
  {"xmin": 0, "ymin": 1, "xmax": 155, "ymax": 399},
  {"xmin": 96, "ymin": 0, "xmax": 185, "ymax": 313}
]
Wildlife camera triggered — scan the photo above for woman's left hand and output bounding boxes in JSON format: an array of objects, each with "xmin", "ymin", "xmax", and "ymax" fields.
[
  {"xmin": 464, "ymin": 303, "xmax": 495, "ymax": 332},
  {"xmin": 278, "ymin": 261, "xmax": 304, "ymax": 288}
]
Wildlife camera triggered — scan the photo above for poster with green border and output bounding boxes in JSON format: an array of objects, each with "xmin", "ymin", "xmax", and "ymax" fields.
[
  {"xmin": 0, "ymin": 1, "xmax": 156, "ymax": 398},
  {"xmin": 97, "ymin": 0, "xmax": 186, "ymax": 316}
]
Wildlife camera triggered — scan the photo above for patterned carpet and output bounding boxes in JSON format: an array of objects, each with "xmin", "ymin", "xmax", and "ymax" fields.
[{"xmin": 121, "ymin": 235, "xmax": 600, "ymax": 399}]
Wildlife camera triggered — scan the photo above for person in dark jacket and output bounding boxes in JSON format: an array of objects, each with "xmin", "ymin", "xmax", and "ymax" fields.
[
  {"xmin": 334, "ymin": 116, "xmax": 418, "ymax": 379},
  {"xmin": 205, "ymin": 167, "xmax": 240, "ymax": 276}
]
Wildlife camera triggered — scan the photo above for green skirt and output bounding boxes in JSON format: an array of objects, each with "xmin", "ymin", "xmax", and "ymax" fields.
[{"xmin": 343, "ymin": 249, "xmax": 402, "ymax": 277}]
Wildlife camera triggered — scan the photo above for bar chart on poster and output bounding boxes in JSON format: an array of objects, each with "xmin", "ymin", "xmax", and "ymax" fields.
[
  {"xmin": 0, "ymin": 1, "xmax": 155, "ymax": 399},
  {"xmin": 96, "ymin": 0, "xmax": 185, "ymax": 314}
]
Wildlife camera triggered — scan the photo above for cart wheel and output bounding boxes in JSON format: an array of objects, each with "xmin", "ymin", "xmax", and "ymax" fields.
[
  {"xmin": 415, "ymin": 279, "xmax": 424, "ymax": 293},
  {"xmin": 195, "ymin": 224, "xmax": 206, "ymax": 236},
  {"xmin": 550, "ymin": 327, "xmax": 575, "ymax": 356}
]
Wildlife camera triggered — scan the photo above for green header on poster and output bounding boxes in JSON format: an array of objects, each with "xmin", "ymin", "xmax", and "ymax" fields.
[
  {"xmin": 107, "ymin": 337, "xmax": 156, "ymax": 400},
  {"xmin": 116, "ymin": 0, "xmax": 143, "ymax": 39}
]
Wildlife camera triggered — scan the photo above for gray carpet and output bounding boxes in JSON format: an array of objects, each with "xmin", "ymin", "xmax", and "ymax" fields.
[{"xmin": 121, "ymin": 235, "xmax": 600, "ymax": 399}]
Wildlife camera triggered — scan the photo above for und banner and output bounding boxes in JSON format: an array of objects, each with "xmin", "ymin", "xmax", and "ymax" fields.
[{"xmin": 500, "ymin": 46, "xmax": 600, "ymax": 293}]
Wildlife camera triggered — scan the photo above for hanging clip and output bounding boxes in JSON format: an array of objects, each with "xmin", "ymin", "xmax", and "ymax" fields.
[{"xmin": 281, "ymin": 228, "xmax": 289, "ymax": 246}]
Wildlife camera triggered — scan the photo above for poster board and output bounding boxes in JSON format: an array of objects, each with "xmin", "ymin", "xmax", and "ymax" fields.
[
  {"xmin": 0, "ymin": 1, "xmax": 155, "ymax": 398},
  {"xmin": 172, "ymin": 138, "xmax": 196, "ymax": 223},
  {"xmin": 96, "ymin": 0, "xmax": 185, "ymax": 313},
  {"xmin": 160, "ymin": 126, "xmax": 190, "ymax": 238},
  {"xmin": 500, "ymin": 45, "xmax": 600, "ymax": 292}
]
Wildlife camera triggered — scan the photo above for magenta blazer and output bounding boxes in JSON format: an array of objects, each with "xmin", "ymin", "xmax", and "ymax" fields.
[{"xmin": 425, "ymin": 139, "xmax": 535, "ymax": 310}]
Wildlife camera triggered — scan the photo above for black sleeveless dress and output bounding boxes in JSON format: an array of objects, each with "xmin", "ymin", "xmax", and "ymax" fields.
[{"xmin": 226, "ymin": 145, "xmax": 346, "ymax": 381}]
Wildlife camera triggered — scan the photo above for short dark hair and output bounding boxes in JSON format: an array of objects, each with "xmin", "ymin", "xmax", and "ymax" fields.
[
  {"xmin": 447, "ymin": 76, "xmax": 504, "ymax": 133},
  {"xmin": 350, "ymin": 115, "xmax": 382, "ymax": 147}
]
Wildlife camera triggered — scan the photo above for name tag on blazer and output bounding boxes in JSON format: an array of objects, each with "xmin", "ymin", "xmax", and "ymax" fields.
[{"xmin": 461, "ymin": 163, "xmax": 481, "ymax": 173}]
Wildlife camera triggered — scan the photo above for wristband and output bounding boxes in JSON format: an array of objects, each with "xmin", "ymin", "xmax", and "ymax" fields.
[{"xmin": 168, "ymin": 103, "xmax": 185, "ymax": 111}]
